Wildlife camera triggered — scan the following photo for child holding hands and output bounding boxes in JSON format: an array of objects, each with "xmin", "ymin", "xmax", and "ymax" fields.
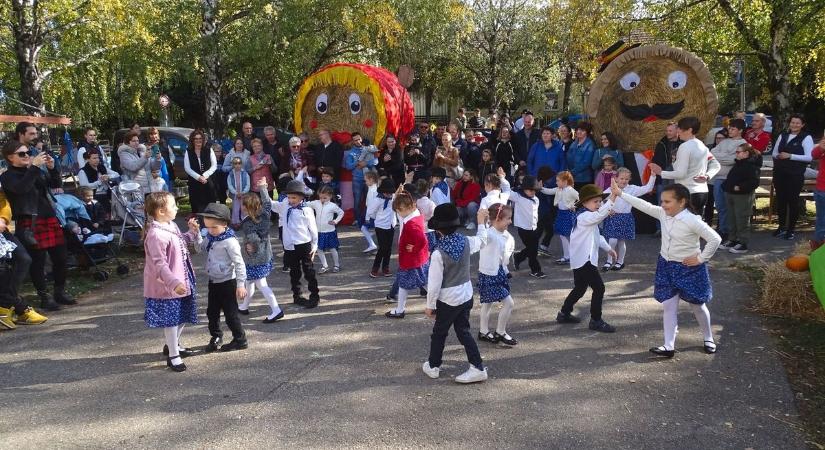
[{"xmin": 385, "ymin": 185, "xmax": 429, "ymax": 318}]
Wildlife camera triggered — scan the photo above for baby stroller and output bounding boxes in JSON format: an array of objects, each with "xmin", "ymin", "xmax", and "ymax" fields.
[
  {"xmin": 55, "ymin": 194, "xmax": 130, "ymax": 281},
  {"xmin": 110, "ymin": 180, "xmax": 145, "ymax": 248}
]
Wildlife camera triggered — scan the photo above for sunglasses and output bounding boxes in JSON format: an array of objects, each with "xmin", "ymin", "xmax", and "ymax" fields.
[{"xmin": 14, "ymin": 151, "xmax": 30, "ymax": 158}]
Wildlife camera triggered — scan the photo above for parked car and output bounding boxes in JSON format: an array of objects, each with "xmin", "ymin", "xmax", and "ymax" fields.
[{"xmin": 111, "ymin": 127, "xmax": 194, "ymax": 179}]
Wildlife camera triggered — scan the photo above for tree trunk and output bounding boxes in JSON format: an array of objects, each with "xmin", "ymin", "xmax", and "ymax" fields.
[
  {"xmin": 763, "ymin": 26, "xmax": 792, "ymax": 136},
  {"xmin": 201, "ymin": 0, "xmax": 226, "ymax": 138},
  {"xmin": 561, "ymin": 68, "xmax": 574, "ymax": 115},
  {"xmin": 425, "ymin": 87, "xmax": 433, "ymax": 122},
  {"xmin": 11, "ymin": 0, "xmax": 45, "ymax": 115}
]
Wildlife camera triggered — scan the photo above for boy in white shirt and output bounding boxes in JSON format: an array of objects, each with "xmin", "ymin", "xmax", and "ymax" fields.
[
  {"xmin": 429, "ymin": 167, "xmax": 451, "ymax": 206},
  {"xmin": 510, "ymin": 175, "xmax": 545, "ymax": 278}
]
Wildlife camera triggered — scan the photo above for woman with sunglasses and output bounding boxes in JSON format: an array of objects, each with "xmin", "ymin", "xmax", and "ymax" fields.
[{"xmin": 0, "ymin": 140, "xmax": 75, "ymax": 311}]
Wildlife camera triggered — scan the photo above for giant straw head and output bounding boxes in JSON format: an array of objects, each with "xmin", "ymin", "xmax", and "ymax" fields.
[{"xmin": 586, "ymin": 44, "xmax": 718, "ymax": 151}]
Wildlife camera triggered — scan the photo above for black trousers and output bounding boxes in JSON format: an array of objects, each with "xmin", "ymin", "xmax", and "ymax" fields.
[
  {"xmin": 539, "ymin": 200, "xmax": 557, "ymax": 247},
  {"xmin": 690, "ymin": 192, "xmax": 708, "ymax": 215},
  {"xmin": 428, "ymin": 299, "xmax": 483, "ymax": 370},
  {"xmin": 285, "ymin": 242, "xmax": 319, "ymax": 301},
  {"xmin": 702, "ymin": 188, "xmax": 715, "ymax": 225},
  {"xmin": 774, "ymin": 174, "xmax": 805, "ymax": 232},
  {"xmin": 373, "ymin": 227, "xmax": 394, "ymax": 271},
  {"xmin": 561, "ymin": 262, "xmax": 605, "ymax": 321},
  {"xmin": 0, "ymin": 233, "xmax": 31, "ymax": 311},
  {"xmin": 207, "ymin": 279, "xmax": 246, "ymax": 341},
  {"xmin": 514, "ymin": 227, "xmax": 541, "ymax": 273},
  {"xmin": 28, "ymin": 243, "xmax": 67, "ymax": 294}
]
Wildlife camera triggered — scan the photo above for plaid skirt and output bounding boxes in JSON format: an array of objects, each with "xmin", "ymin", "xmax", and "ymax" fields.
[
  {"xmin": 318, "ymin": 231, "xmax": 340, "ymax": 250},
  {"xmin": 653, "ymin": 256, "xmax": 712, "ymax": 304},
  {"xmin": 554, "ymin": 209, "xmax": 575, "ymax": 238},
  {"xmin": 16, "ymin": 216, "xmax": 64, "ymax": 250},
  {"xmin": 478, "ymin": 266, "xmax": 510, "ymax": 303},
  {"xmin": 602, "ymin": 212, "xmax": 636, "ymax": 240},
  {"xmin": 397, "ymin": 263, "xmax": 429, "ymax": 290}
]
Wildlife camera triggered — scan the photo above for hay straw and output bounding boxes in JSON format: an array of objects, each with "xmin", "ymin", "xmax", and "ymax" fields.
[{"xmin": 755, "ymin": 260, "xmax": 825, "ymax": 322}]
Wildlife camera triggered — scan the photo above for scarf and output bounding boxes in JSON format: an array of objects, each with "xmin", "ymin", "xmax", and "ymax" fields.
[
  {"xmin": 381, "ymin": 194, "xmax": 392, "ymax": 210},
  {"xmin": 205, "ymin": 227, "xmax": 235, "ymax": 252},
  {"xmin": 518, "ymin": 191, "xmax": 537, "ymax": 203},
  {"xmin": 286, "ymin": 201, "xmax": 306, "ymax": 224},
  {"xmin": 433, "ymin": 180, "xmax": 448, "ymax": 197},
  {"xmin": 436, "ymin": 232, "xmax": 466, "ymax": 261}
]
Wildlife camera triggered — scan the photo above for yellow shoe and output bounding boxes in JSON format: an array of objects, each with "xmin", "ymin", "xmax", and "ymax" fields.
[
  {"xmin": 15, "ymin": 307, "xmax": 48, "ymax": 325},
  {"xmin": 0, "ymin": 306, "xmax": 16, "ymax": 330}
]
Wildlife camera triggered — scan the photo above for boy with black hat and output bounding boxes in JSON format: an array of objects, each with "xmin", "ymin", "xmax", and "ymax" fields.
[
  {"xmin": 271, "ymin": 179, "xmax": 320, "ymax": 308},
  {"xmin": 422, "ymin": 203, "xmax": 489, "ymax": 384},
  {"xmin": 197, "ymin": 203, "xmax": 248, "ymax": 352},
  {"xmin": 555, "ymin": 184, "xmax": 619, "ymax": 333},
  {"xmin": 367, "ymin": 178, "xmax": 397, "ymax": 278}
]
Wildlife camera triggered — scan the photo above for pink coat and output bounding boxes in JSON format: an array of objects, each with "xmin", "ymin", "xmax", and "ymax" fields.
[{"xmin": 143, "ymin": 221, "xmax": 201, "ymax": 299}]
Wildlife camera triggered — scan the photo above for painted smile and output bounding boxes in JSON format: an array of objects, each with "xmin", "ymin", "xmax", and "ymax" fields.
[{"xmin": 620, "ymin": 100, "xmax": 685, "ymax": 122}]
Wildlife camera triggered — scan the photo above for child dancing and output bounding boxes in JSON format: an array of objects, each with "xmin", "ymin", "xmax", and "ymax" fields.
[
  {"xmin": 385, "ymin": 187, "xmax": 429, "ymax": 318},
  {"xmin": 477, "ymin": 203, "xmax": 517, "ymax": 345},
  {"xmin": 611, "ymin": 180, "xmax": 722, "ymax": 357},
  {"xmin": 367, "ymin": 178, "xmax": 397, "ymax": 278},
  {"xmin": 601, "ymin": 167, "xmax": 656, "ymax": 271},
  {"xmin": 309, "ymin": 186, "xmax": 345, "ymax": 273},
  {"xmin": 552, "ymin": 171, "xmax": 579, "ymax": 265},
  {"xmin": 143, "ymin": 192, "xmax": 202, "ymax": 372}
]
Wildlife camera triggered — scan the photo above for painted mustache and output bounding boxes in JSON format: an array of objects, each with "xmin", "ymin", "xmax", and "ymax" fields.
[{"xmin": 620, "ymin": 100, "xmax": 685, "ymax": 122}]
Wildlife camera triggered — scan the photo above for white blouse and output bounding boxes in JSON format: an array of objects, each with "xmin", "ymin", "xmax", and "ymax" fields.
[
  {"xmin": 308, "ymin": 200, "xmax": 344, "ymax": 233},
  {"xmin": 478, "ymin": 225, "xmax": 515, "ymax": 276}
]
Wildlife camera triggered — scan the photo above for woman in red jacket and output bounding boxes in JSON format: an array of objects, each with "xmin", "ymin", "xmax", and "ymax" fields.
[
  {"xmin": 452, "ymin": 169, "xmax": 482, "ymax": 230},
  {"xmin": 385, "ymin": 190, "xmax": 430, "ymax": 319}
]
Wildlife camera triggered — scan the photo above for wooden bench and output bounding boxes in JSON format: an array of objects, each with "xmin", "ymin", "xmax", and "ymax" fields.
[{"xmin": 756, "ymin": 164, "xmax": 816, "ymax": 222}]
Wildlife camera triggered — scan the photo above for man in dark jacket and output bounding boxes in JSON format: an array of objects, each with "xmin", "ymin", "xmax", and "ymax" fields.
[
  {"xmin": 314, "ymin": 130, "xmax": 344, "ymax": 180},
  {"xmin": 652, "ymin": 122, "xmax": 683, "ymax": 188},
  {"xmin": 511, "ymin": 112, "xmax": 540, "ymax": 169}
]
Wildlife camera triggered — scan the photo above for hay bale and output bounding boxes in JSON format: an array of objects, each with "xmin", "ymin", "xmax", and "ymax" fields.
[{"xmin": 756, "ymin": 261, "xmax": 825, "ymax": 322}]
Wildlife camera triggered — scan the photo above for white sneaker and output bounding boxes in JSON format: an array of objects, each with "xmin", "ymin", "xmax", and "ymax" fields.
[
  {"xmin": 318, "ymin": 266, "xmax": 329, "ymax": 274},
  {"xmin": 422, "ymin": 361, "xmax": 440, "ymax": 379},
  {"xmin": 363, "ymin": 245, "xmax": 378, "ymax": 253},
  {"xmin": 455, "ymin": 365, "xmax": 487, "ymax": 384}
]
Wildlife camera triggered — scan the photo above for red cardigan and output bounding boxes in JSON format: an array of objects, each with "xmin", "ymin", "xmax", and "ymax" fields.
[
  {"xmin": 398, "ymin": 214, "xmax": 429, "ymax": 270},
  {"xmin": 452, "ymin": 179, "xmax": 481, "ymax": 207}
]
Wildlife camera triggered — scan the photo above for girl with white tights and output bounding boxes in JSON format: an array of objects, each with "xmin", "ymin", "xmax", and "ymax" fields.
[
  {"xmin": 611, "ymin": 180, "xmax": 722, "ymax": 357},
  {"xmin": 477, "ymin": 204, "xmax": 518, "ymax": 346}
]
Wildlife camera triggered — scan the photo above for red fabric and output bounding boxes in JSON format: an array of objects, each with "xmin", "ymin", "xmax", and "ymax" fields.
[
  {"xmin": 744, "ymin": 129, "xmax": 771, "ymax": 154},
  {"xmin": 397, "ymin": 215, "xmax": 429, "ymax": 270},
  {"xmin": 812, "ymin": 146, "xmax": 825, "ymax": 191},
  {"xmin": 640, "ymin": 149, "xmax": 655, "ymax": 185},
  {"xmin": 16, "ymin": 216, "xmax": 64, "ymax": 250},
  {"xmin": 452, "ymin": 180, "xmax": 481, "ymax": 207}
]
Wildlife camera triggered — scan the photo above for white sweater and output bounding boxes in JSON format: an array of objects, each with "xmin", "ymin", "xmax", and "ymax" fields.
[
  {"xmin": 620, "ymin": 193, "xmax": 721, "ymax": 263},
  {"xmin": 602, "ymin": 176, "xmax": 655, "ymax": 214},
  {"xmin": 543, "ymin": 185, "xmax": 579, "ymax": 210},
  {"xmin": 569, "ymin": 200, "xmax": 614, "ymax": 269},
  {"xmin": 661, "ymin": 138, "xmax": 717, "ymax": 193},
  {"xmin": 712, "ymin": 138, "xmax": 746, "ymax": 179},
  {"xmin": 308, "ymin": 200, "xmax": 344, "ymax": 233},
  {"xmin": 478, "ymin": 225, "xmax": 514, "ymax": 276}
]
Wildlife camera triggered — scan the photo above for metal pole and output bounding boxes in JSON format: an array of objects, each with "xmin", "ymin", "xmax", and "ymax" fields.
[{"xmin": 740, "ymin": 60, "xmax": 746, "ymax": 111}]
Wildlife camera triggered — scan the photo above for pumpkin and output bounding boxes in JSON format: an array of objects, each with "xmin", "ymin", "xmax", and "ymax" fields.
[{"xmin": 786, "ymin": 255, "xmax": 810, "ymax": 272}]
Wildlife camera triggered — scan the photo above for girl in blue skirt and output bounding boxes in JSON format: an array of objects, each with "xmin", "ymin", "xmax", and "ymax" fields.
[
  {"xmin": 552, "ymin": 171, "xmax": 579, "ymax": 265},
  {"xmin": 309, "ymin": 186, "xmax": 345, "ymax": 274},
  {"xmin": 601, "ymin": 167, "xmax": 656, "ymax": 271},
  {"xmin": 611, "ymin": 180, "xmax": 722, "ymax": 358},
  {"xmin": 477, "ymin": 203, "xmax": 517, "ymax": 345}
]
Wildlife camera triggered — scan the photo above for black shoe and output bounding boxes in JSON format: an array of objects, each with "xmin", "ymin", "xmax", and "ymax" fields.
[
  {"xmin": 166, "ymin": 356, "xmax": 187, "ymax": 372},
  {"xmin": 419, "ymin": 288, "xmax": 428, "ymax": 297},
  {"xmin": 162, "ymin": 345, "xmax": 195, "ymax": 357},
  {"xmin": 494, "ymin": 332, "xmax": 518, "ymax": 346},
  {"xmin": 784, "ymin": 232, "xmax": 796, "ymax": 241},
  {"xmin": 263, "ymin": 311, "xmax": 284, "ymax": 323},
  {"xmin": 281, "ymin": 266, "xmax": 290, "ymax": 273},
  {"xmin": 772, "ymin": 228, "xmax": 786, "ymax": 238},
  {"xmin": 53, "ymin": 290, "xmax": 77, "ymax": 305},
  {"xmin": 514, "ymin": 257, "xmax": 523, "ymax": 271},
  {"xmin": 303, "ymin": 298, "xmax": 319, "ymax": 309},
  {"xmin": 601, "ymin": 263, "xmax": 613, "ymax": 272},
  {"xmin": 206, "ymin": 336, "xmax": 222, "ymax": 352},
  {"xmin": 530, "ymin": 271, "xmax": 547, "ymax": 279},
  {"xmin": 556, "ymin": 312, "xmax": 582, "ymax": 324},
  {"xmin": 294, "ymin": 297, "xmax": 308, "ymax": 306},
  {"xmin": 649, "ymin": 346, "xmax": 675, "ymax": 358},
  {"xmin": 220, "ymin": 339, "xmax": 248, "ymax": 352},
  {"xmin": 478, "ymin": 331, "xmax": 499, "ymax": 343},
  {"xmin": 238, "ymin": 308, "xmax": 250, "ymax": 315},
  {"xmin": 611, "ymin": 263, "xmax": 625, "ymax": 271},
  {"xmin": 37, "ymin": 292, "xmax": 60, "ymax": 311},
  {"xmin": 384, "ymin": 310, "xmax": 405, "ymax": 319},
  {"xmin": 703, "ymin": 340, "xmax": 717, "ymax": 354},
  {"xmin": 588, "ymin": 319, "xmax": 616, "ymax": 333}
]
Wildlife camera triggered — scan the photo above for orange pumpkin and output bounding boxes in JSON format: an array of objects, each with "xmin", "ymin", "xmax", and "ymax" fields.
[{"xmin": 786, "ymin": 255, "xmax": 810, "ymax": 272}]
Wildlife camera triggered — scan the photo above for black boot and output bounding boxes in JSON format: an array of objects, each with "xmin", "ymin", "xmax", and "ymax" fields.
[
  {"xmin": 54, "ymin": 289, "xmax": 77, "ymax": 305},
  {"xmin": 38, "ymin": 291, "xmax": 60, "ymax": 311}
]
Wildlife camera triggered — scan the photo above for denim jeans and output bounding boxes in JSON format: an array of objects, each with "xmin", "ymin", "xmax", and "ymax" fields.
[
  {"xmin": 352, "ymin": 179, "xmax": 366, "ymax": 226},
  {"xmin": 457, "ymin": 202, "xmax": 479, "ymax": 225},
  {"xmin": 815, "ymin": 190, "xmax": 825, "ymax": 242},
  {"xmin": 713, "ymin": 179, "xmax": 729, "ymax": 234}
]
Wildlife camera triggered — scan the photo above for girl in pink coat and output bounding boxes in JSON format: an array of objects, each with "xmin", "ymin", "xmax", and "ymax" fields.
[{"xmin": 143, "ymin": 191, "xmax": 202, "ymax": 372}]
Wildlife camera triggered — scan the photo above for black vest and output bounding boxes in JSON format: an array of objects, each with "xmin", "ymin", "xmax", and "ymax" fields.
[
  {"xmin": 774, "ymin": 132, "xmax": 810, "ymax": 176},
  {"xmin": 187, "ymin": 145, "xmax": 211, "ymax": 176},
  {"xmin": 81, "ymin": 163, "xmax": 107, "ymax": 184}
]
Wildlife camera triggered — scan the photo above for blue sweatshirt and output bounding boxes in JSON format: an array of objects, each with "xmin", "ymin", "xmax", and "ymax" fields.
[
  {"xmin": 527, "ymin": 139, "xmax": 566, "ymax": 177},
  {"xmin": 567, "ymin": 138, "xmax": 595, "ymax": 183},
  {"xmin": 591, "ymin": 147, "xmax": 624, "ymax": 171}
]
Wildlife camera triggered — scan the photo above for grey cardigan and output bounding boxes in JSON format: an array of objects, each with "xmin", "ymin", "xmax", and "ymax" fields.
[
  {"xmin": 199, "ymin": 236, "xmax": 247, "ymax": 284},
  {"xmin": 238, "ymin": 189, "xmax": 274, "ymax": 268}
]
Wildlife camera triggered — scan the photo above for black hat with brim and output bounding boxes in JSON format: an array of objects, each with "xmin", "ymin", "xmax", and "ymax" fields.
[
  {"xmin": 197, "ymin": 202, "xmax": 231, "ymax": 222},
  {"xmin": 285, "ymin": 179, "xmax": 307, "ymax": 196},
  {"xmin": 378, "ymin": 178, "xmax": 396, "ymax": 194},
  {"xmin": 428, "ymin": 203, "xmax": 461, "ymax": 230}
]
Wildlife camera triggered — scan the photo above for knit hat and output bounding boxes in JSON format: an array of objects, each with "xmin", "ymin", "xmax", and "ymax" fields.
[
  {"xmin": 576, "ymin": 184, "xmax": 608, "ymax": 206},
  {"xmin": 431, "ymin": 167, "xmax": 447, "ymax": 179},
  {"xmin": 285, "ymin": 179, "xmax": 307, "ymax": 196},
  {"xmin": 378, "ymin": 178, "xmax": 396, "ymax": 194},
  {"xmin": 428, "ymin": 203, "xmax": 461, "ymax": 230},
  {"xmin": 197, "ymin": 203, "xmax": 231, "ymax": 222}
]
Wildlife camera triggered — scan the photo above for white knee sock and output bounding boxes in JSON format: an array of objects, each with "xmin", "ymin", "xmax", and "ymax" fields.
[
  {"xmin": 240, "ymin": 280, "xmax": 255, "ymax": 310},
  {"xmin": 560, "ymin": 236, "xmax": 570, "ymax": 259},
  {"xmin": 690, "ymin": 303, "xmax": 714, "ymax": 343},
  {"xmin": 607, "ymin": 238, "xmax": 618, "ymax": 264},
  {"xmin": 176, "ymin": 324, "xmax": 185, "ymax": 348},
  {"xmin": 480, "ymin": 303, "xmax": 493, "ymax": 334},
  {"xmin": 317, "ymin": 251, "xmax": 328, "ymax": 268},
  {"xmin": 256, "ymin": 278, "xmax": 281, "ymax": 319},
  {"xmin": 330, "ymin": 249, "xmax": 340, "ymax": 268},
  {"xmin": 617, "ymin": 240, "xmax": 627, "ymax": 264},
  {"xmin": 361, "ymin": 225, "xmax": 375, "ymax": 248},
  {"xmin": 164, "ymin": 326, "xmax": 182, "ymax": 364},
  {"xmin": 396, "ymin": 287, "xmax": 409, "ymax": 313},
  {"xmin": 662, "ymin": 295, "xmax": 680, "ymax": 351},
  {"xmin": 496, "ymin": 296, "xmax": 515, "ymax": 336}
]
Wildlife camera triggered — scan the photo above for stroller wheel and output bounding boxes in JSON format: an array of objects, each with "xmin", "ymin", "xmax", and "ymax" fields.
[
  {"xmin": 116, "ymin": 264, "xmax": 130, "ymax": 276},
  {"xmin": 93, "ymin": 270, "xmax": 109, "ymax": 282}
]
